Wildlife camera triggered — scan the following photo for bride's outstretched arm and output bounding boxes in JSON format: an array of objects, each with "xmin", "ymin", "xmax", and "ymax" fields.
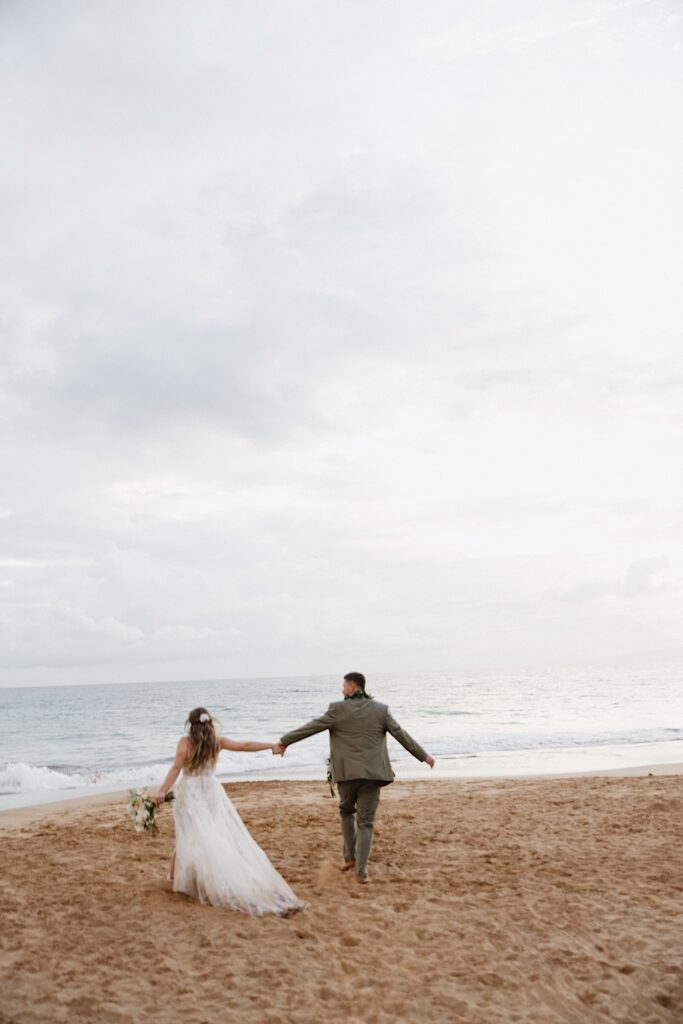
[
  {"xmin": 155, "ymin": 737, "xmax": 188, "ymax": 804},
  {"xmin": 219, "ymin": 736, "xmax": 278, "ymax": 754}
]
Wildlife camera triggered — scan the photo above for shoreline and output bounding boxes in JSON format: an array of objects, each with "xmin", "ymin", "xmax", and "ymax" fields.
[
  {"xmin": 2, "ymin": 759, "xmax": 682, "ymax": 829},
  {"xmin": 4, "ymin": 738, "xmax": 682, "ymax": 816}
]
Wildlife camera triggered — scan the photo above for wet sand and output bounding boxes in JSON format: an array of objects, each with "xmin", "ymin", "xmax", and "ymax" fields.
[{"xmin": 2, "ymin": 772, "xmax": 682, "ymax": 1023}]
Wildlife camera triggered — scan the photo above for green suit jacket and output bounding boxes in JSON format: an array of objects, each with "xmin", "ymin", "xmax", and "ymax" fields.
[{"xmin": 280, "ymin": 697, "xmax": 429, "ymax": 785}]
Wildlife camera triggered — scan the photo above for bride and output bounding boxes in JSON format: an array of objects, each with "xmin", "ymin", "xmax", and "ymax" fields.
[{"xmin": 154, "ymin": 706, "xmax": 305, "ymax": 916}]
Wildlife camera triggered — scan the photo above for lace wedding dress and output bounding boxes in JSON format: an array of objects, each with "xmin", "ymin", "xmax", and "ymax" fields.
[{"xmin": 172, "ymin": 766, "xmax": 306, "ymax": 916}]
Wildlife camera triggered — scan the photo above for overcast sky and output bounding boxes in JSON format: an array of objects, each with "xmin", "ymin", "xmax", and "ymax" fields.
[{"xmin": 1, "ymin": 0, "xmax": 682, "ymax": 686}]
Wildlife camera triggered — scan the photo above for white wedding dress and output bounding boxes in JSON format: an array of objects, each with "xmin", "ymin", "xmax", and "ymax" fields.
[{"xmin": 172, "ymin": 766, "xmax": 306, "ymax": 916}]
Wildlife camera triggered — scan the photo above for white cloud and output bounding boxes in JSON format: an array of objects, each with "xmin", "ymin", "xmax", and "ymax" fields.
[{"xmin": 549, "ymin": 557, "xmax": 676, "ymax": 602}]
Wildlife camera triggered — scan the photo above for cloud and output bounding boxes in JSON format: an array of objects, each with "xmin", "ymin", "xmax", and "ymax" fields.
[
  {"xmin": 0, "ymin": 601, "xmax": 142, "ymax": 668},
  {"xmin": 549, "ymin": 557, "xmax": 676, "ymax": 603},
  {"xmin": 621, "ymin": 557, "xmax": 674, "ymax": 599}
]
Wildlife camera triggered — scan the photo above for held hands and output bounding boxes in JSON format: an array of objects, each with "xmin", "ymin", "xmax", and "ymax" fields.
[{"xmin": 271, "ymin": 743, "xmax": 286, "ymax": 757}]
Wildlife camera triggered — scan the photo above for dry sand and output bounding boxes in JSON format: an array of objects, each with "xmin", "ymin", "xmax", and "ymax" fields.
[{"xmin": 1, "ymin": 773, "xmax": 682, "ymax": 1024}]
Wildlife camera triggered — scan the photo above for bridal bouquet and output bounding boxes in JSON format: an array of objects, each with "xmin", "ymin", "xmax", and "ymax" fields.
[{"xmin": 127, "ymin": 789, "xmax": 174, "ymax": 834}]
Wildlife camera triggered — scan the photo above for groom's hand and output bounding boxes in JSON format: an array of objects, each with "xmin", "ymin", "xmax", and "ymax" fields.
[{"xmin": 425, "ymin": 756, "xmax": 435, "ymax": 769}]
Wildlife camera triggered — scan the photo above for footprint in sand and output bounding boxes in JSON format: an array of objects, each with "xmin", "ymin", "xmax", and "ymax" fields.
[{"xmin": 313, "ymin": 859, "xmax": 340, "ymax": 893}]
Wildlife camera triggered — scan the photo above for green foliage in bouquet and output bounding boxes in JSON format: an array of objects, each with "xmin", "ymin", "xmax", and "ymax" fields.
[{"xmin": 127, "ymin": 789, "xmax": 174, "ymax": 834}]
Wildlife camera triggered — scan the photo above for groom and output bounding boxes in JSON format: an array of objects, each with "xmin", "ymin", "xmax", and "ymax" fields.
[{"xmin": 276, "ymin": 672, "xmax": 434, "ymax": 883}]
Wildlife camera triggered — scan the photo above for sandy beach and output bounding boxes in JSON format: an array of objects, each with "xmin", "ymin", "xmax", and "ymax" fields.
[{"xmin": 2, "ymin": 772, "xmax": 682, "ymax": 1024}]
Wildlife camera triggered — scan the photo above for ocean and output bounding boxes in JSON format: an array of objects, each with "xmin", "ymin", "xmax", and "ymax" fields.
[{"xmin": 1, "ymin": 667, "xmax": 682, "ymax": 810}]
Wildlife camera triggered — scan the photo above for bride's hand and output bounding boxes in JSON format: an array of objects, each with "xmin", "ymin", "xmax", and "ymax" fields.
[{"xmin": 154, "ymin": 791, "xmax": 166, "ymax": 807}]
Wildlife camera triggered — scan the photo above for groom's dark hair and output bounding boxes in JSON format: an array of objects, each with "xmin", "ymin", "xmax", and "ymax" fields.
[{"xmin": 344, "ymin": 671, "xmax": 366, "ymax": 691}]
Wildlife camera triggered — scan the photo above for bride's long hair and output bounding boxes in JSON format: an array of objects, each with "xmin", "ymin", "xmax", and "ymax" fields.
[{"xmin": 185, "ymin": 707, "xmax": 220, "ymax": 773}]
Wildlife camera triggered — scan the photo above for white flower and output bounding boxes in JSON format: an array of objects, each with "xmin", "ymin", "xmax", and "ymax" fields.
[
  {"xmin": 199, "ymin": 712, "xmax": 210, "ymax": 723},
  {"xmin": 135, "ymin": 808, "xmax": 148, "ymax": 825},
  {"xmin": 134, "ymin": 822, "xmax": 145, "ymax": 833}
]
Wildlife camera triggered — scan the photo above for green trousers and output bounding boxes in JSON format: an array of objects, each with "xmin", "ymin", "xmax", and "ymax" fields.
[{"xmin": 337, "ymin": 779, "xmax": 383, "ymax": 877}]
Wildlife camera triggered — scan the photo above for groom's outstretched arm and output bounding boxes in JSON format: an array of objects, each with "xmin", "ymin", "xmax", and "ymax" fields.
[
  {"xmin": 385, "ymin": 708, "xmax": 431, "ymax": 763},
  {"xmin": 280, "ymin": 703, "xmax": 340, "ymax": 748}
]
